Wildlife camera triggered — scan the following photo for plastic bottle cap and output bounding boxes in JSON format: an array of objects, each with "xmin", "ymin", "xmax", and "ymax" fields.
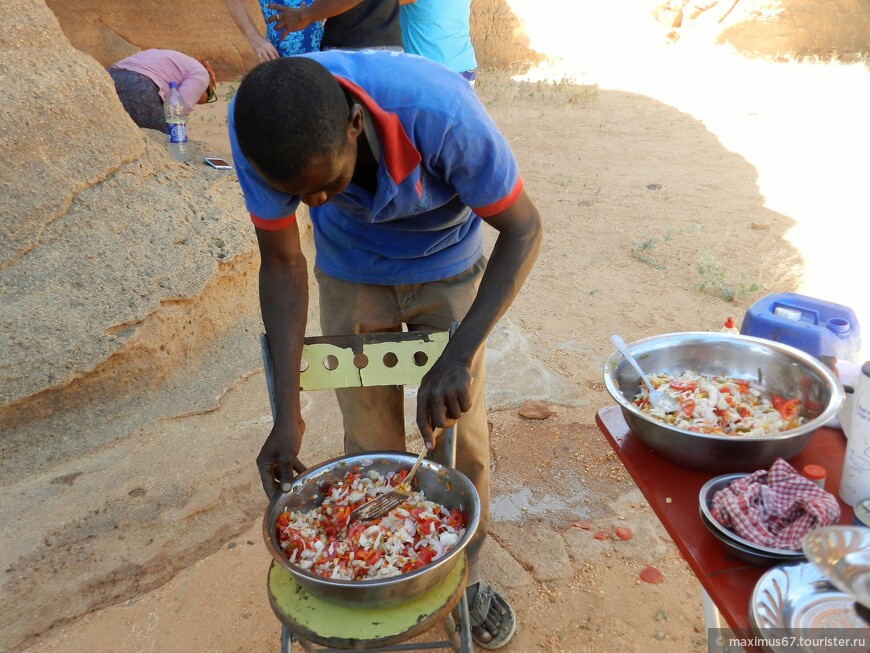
[
  {"xmin": 724, "ymin": 317, "xmax": 736, "ymax": 329},
  {"xmin": 803, "ymin": 464, "xmax": 826, "ymax": 480}
]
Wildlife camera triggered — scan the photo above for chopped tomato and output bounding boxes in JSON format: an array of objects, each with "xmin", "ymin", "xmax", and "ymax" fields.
[
  {"xmin": 680, "ymin": 399, "xmax": 696, "ymax": 417},
  {"xmin": 417, "ymin": 517, "xmax": 439, "ymax": 536},
  {"xmin": 614, "ymin": 527, "xmax": 633, "ymax": 541},
  {"xmin": 668, "ymin": 381, "xmax": 697, "ymax": 392},
  {"xmin": 347, "ymin": 523, "xmax": 368, "ymax": 545},
  {"xmin": 333, "ymin": 505, "xmax": 351, "ymax": 527},
  {"xmin": 733, "ymin": 379, "xmax": 751, "ymax": 393},
  {"xmin": 354, "ymin": 547, "xmax": 382, "ymax": 566},
  {"xmin": 640, "ymin": 566, "xmax": 664, "ymax": 584},
  {"xmin": 409, "ymin": 506, "xmax": 425, "ymax": 520},
  {"xmin": 417, "ymin": 546, "xmax": 436, "ymax": 566},
  {"xmin": 284, "ymin": 532, "xmax": 307, "ymax": 552},
  {"xmin": 446, "ymin": 509, "xmax": 465, "ymax": 530},
  {"xmin": 772, "ymin": 395, "xmax": 801, "ymax": 421}
]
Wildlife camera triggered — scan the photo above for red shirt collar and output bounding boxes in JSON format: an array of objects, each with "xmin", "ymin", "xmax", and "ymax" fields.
[{"xmin": 335, "ymin": 76, "xmax": 421, "ymax": 184}]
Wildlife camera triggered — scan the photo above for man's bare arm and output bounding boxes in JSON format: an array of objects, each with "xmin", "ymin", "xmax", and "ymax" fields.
[
  {"xmin": 255, "ymin": 222, "xmax": 310, "ymax": 496},
  {"xmin": 225, "ymin": 0, "xmax": 280, "ymax": 62},
  {"xmin": 416, "ymin": 189, "xmax": 543, "ymax": 447}
]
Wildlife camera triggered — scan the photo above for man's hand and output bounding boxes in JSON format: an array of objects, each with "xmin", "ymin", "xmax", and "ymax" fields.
[
  {"xmin": 416, "ymin": 357, "xmax": 473, "ymax": 450},
  {"xmin": 257, "ymin": 416, "xmax": 307, "ymax": 498},
  {"xmin": 266, "ymin": 4, "xmax": 311, "ymax": 38}
]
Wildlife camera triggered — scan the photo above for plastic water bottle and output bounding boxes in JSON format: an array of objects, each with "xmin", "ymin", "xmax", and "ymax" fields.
[
  {"xmin": 839, "ymin": 362, "xmax": 870, "ymax": 506},
  {"xmin": 164, "ymin": 82, "xmax": 189, "ymax": 162}
]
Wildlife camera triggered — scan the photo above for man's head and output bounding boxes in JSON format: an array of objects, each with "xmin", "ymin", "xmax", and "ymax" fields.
[
  {"xmin": 197, "ymin": 58, "xmax": 217, "ymax": 104},
  {"xmin": 234, "ymin": 57, "xmax": 364, "ymax": 206}
]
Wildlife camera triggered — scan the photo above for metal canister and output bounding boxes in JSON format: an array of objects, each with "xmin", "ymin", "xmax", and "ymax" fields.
[{"xmin": 853, "ymin": 498, "xmax": 870, "ymax": 527}]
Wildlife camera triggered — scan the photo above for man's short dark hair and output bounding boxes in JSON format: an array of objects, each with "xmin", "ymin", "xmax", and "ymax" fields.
[{"xmin": 233, "ymin": 57, "xmax": 349, "ymax": 182}]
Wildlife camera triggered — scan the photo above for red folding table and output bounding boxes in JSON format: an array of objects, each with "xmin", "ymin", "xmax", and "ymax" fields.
[{"xmin": 595, "ymin": 406, "xmax": 853, "ymax": 652}]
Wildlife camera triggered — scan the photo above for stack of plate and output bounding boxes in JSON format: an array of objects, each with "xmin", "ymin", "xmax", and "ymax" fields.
[{"xmin": 699, "ymin": 473, "xmax": 806, "ymax": 567}]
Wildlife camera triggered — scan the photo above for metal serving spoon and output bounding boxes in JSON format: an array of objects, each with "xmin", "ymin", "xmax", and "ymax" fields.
[{"xmin": 610, "ymin": 334, "xmax": 680, "ymax": 414}]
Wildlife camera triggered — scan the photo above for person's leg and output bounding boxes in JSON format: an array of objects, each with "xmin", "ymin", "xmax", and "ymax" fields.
[
  {"xmin": 314, "ymin": 267, "xmax": 406, "ymax": 453},
  {"xmin": 107, "ymin": 68, "xmax": 165, "ymax": 131},
  {"xmin": 397, "ymin": 257, "xmax": 489, "ymax": 583},
  {"xmin": 398, "ymin": 257, "xmax": 516, "ymax": 649}
]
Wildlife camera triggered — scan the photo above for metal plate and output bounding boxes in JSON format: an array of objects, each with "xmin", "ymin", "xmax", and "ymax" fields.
[
  {"xmin": 803, "ymin": 526, "xmax": 870, "ymax": 609},
  {"xmin": 751, "ymin": 562, "xmax": 870, "ymax": 653},
  {"xmin": 699, "ymin": 473, "xmax": 808, "ymax": 556}
]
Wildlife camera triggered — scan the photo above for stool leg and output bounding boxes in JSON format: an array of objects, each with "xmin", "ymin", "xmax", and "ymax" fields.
[
  {"xmin": 281, "ymin": 624, "xmax": 291, "ymax": 653},
  {"xmin": 456, "ymin": 593, "xmax": 474, "ymax": 653},
  {"xmin": 441, "ymin": 612, "xmax": 461, "ymax": 652}
]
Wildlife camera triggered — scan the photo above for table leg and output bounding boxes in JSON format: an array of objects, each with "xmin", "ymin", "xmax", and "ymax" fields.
[
  {"xmin": 702, "ymin": 588, "xmax": 745, "ymax": 653},
  {"xmin": 702, "ymin": 587, "xmax": 723, "ymax": 631}
]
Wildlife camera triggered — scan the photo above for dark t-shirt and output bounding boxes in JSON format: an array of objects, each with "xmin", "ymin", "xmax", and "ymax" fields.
[{"xmin": 321, "ymin": 0, "xmax": 403, "ymax": 50}]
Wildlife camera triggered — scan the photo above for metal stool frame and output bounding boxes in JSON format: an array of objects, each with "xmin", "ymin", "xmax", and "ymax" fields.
[{"xmin": 260, "ymin": 329, "xmax": 474, "ymax": 653}]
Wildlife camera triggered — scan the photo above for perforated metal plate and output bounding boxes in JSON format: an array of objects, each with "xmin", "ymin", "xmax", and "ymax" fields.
[{"xmin": 299, "ymin": 331, "xmax": 449, "ymax": 391}]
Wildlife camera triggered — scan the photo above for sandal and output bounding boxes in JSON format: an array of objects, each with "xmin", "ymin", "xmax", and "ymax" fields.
[{"xmin": 467, "ymin": 580, "xmax": 517, "ymax": 649}]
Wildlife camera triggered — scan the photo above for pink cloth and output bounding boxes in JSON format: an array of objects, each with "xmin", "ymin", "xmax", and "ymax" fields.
[
  {"xmin": 111, "ymin": 49, "xmax": 209, "ymax": 115},
  {"xmin": 709, "ymin": 458, "xmax": 840, "ymax": 550}
]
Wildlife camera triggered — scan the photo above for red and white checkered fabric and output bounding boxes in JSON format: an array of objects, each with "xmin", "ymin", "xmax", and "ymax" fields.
[{"xmin": 709, "ymin": 458, "xmax": 841, "ymax": 551}]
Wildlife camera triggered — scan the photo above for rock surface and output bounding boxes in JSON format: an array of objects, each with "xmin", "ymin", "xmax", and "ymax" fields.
[{"xmin": 2, "ymin": 0, "xmax": 870, "ymax": 650}]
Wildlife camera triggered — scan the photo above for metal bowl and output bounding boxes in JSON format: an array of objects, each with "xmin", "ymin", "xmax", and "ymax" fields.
[
  {"xmin": 263, "ymin": 451, "xmax": 480, "ymax": 607},
  {"xmin": 603, "ymin": 332, "xmax": 844, "ymax": 472},
  {"xmin": 699, "ymin": 508, "xmax": 803, "ymax": 567},
  {"xmin": 699, "ymin": 473, "xmax": 806, "ymax": 563}
]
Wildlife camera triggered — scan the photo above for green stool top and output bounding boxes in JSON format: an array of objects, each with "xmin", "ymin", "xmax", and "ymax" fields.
[{"xmin": 268, "ymin": 555, "xmax": 467, "ymax": 650}]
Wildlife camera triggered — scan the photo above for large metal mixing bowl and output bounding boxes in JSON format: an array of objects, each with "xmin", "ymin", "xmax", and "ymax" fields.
[
  {"xmin": 603, "ymin": 332, "xmax": 845, "ymax": 472},
  {"xmin": 263, "ymin": 451, "xmax": 480, "ymax": 607}
]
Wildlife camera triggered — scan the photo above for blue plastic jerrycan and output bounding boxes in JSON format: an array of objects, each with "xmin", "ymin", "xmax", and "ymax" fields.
[{"xmin": 739, "ymin": 292, "xmax": 862, "ymax": 363}]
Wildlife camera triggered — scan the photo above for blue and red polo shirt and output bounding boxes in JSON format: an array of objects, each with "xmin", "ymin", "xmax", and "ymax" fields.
[{"xmin": 228, "ymin": 50, "xmax": 523, "ymax": 285}]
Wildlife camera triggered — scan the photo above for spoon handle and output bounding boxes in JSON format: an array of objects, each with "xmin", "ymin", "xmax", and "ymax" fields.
[{"xmin": 610, "ymin": 334, "xmax": 655, "ymax": 393}]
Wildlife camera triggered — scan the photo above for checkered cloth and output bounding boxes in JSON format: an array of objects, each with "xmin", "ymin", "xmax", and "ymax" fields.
[{"xmin": 709, "ymin": 458, "xmax": 841, "ymax": 551}]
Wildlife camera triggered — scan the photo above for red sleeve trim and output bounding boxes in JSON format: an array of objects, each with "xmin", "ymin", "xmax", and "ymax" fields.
[
  {"xmin": 472, "ymin": 177, "xmax": 524, "ymax": 219},
  {"xmin": 250, "ymin": 213, "xmax": 297, "ymax": 231}
]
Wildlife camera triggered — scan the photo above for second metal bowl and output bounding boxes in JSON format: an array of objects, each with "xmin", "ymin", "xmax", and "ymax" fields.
[{"xmin": 603, "ymin": 332, "xmax": 844, "ymax": 472}]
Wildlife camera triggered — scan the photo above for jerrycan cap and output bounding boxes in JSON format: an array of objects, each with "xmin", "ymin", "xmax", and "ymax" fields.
[{"xmin": 827, "ymin": 317, "xmax": 851, "ymax": 334}]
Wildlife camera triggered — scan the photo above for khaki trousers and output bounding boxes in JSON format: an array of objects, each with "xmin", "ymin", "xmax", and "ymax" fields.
[{"xmin": 315, "ymin": 257, "xmax": 489, "ymax": 586}]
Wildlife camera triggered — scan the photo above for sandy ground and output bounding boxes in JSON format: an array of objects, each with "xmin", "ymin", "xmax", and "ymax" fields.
[{"xmin": 16, "ymin": 22, "xmax": 870, "ymax": 653}]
